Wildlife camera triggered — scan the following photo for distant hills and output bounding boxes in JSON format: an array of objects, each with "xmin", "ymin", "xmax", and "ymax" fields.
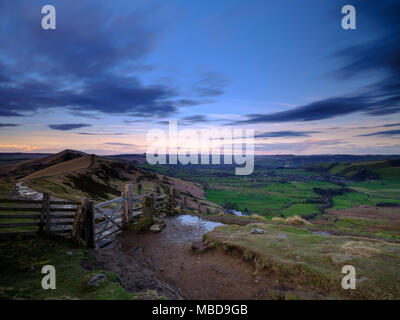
[
  {"xmin": 306, "ymin": 159, "xmax": 400, "ymax": 181},
  {"xmin": 1, "ymin": 152, "xmax": 400, "ymax": 170}
]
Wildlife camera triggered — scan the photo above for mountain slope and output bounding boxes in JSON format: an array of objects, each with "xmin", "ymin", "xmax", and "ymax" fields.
[
  {"xmin": 19, "ymin": 151, "xmax": 222, "ymax": 213},
  {"xmin": 0, "ymin": 149, "xmax": 86, "ymax": 180}
]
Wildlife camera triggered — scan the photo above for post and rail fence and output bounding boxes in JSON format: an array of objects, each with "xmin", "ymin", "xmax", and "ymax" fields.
[{"xmin": 0, "ymin": 184, "xmax": 176, "ymax": 248}]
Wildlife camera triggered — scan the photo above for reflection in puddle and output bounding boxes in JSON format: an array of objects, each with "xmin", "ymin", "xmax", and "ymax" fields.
[
  {"xmin": 225, "ymin": 210, "xmax": 246, "ymax": 216},
  {"xmin": 313, "ymin": 231, "xmax": 331, "ymax": 236},
  {"xmin": 178, "ymin": 215, "xmax": 224, "ymax": 233},
  {"xmin": 153, "ymin": 215, "xmax": 225, "ymax": 244}
]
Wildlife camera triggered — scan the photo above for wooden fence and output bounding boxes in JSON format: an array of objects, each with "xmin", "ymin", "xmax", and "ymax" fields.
[
  {"xmin": 0, "ymin": 184, "xmax": 176, "ymax": 248},
  {"xmin": 0, "ymin": 195, "xmax": 78, "ymax": 237}
]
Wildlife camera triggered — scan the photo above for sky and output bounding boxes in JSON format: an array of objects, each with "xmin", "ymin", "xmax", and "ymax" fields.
[{"xmin": 0, "ymin": 0, "xmax": 399, "ymax": 155}]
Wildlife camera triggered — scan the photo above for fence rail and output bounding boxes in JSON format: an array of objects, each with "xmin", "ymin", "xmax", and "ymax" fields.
[
  {"xmin": 0, "ymin": 184, "xmax": 177, "ymax": 249},
  {"xmin": 0, "ymin": 195, "xmax": 78, "ymax": 237}
]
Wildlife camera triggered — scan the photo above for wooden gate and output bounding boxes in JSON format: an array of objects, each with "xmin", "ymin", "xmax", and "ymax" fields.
[{"xmin": 94, "ymin": 196, "xmax": 125, "ymax": 245}]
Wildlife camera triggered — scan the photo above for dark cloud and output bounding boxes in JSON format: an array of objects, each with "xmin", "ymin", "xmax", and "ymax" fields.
[
  {"xmin": 0, "ymin": 1, "xmax": 226, "ymax": 119},
  {"xmin": 0, "ymin": 123, "xmax": 19, "ymax": 128},
  {"xmin": 235, "ymin": 96, "xmax": 371, "ymax": 124},
  {"xmin": 157, "ymin": 121, "xmax": 170, "ymax": 125},
  {"xmin": 173, "ymin": 99, "xmax": 215, "ymax": 107},
  {"xmin": 254, "ymin": 130, "xmax": 321, "ymax": 138},
  {"xmin": 157, "ymin": 115, "xmax": 210, "ymax": 126},
  {"xmin": 358, "ymin": 129, "xmax": 400, "ymax": 137},
  {"xmin": 383, "ymin": 123, "xmax": 400, "ymax": 128},
  {"xmin": 48, "ymin": 123, "xmax": 92, "ymax": 131},
  {"xmin": 235, "ymin": 0, "xmax": 400, "ymax": 125}
]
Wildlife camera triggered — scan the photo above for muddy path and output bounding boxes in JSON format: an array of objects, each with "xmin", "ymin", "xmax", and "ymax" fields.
[{"xmin": 91, "ymin": 215, "xmax": 326, "ymax": 300}]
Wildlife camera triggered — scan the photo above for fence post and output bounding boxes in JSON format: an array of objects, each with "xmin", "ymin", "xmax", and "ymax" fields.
[
  {"xmin": 198, "ymin": 202, "xmax": 201, "ymax": 214},
  {"xmin": 152, "ymin": 190, "xmax": 157, "ymax": 210},
  {"xmin": 169, "ymin": 187, "xmax": 174, "ymax": 215},
  {"xmin": 124, "ymin": 184, "xmax": 132, "ymax": 224},
  {"xmin": 142, "ymin": 195, "xmax": 155, "ymax": 219},
  {"xmin": 184, "ymin": 196, "xmax": 187, "ymax": 214},
  {"xmin": 84, "ymin": 200, "xmax": 95, "ymax": 248},
  {"xmin": 121, "ymin": 191, "xmax": 126, "ymax": 229},
  {"xmin": 42, "ymin": 193, "xmax": 51, "ymax": 233},
  {"xmin": 72, "ymin": 200, "xmax": 84, "ymax": 239}
]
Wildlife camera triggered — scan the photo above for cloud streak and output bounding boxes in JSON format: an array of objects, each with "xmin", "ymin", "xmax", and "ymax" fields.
[
  {"xmin": 0, "ymin": 123, "xmax": 19, "ymax": 128},
  {"xmin": 48, "ymin": 123, "xmax": 92, "ymax": 131},
  {"xmin": 254, "ymin": 130, "xmax": 321, "ymax": 138},
  {"xmin": 358, "ymin": 129, "xmax": 400, "ymax": 137}
]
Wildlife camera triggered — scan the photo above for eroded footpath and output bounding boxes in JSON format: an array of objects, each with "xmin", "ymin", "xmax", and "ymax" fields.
[{"xmin": 90, "ymin": 215, "xmax": 330, "ymax": 300}]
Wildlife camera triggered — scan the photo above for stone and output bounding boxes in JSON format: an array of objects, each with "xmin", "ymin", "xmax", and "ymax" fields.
[
  {"xmin": 357, "ymin": 277, "xmax": 368, "ymax": 283},
  {"xmin": 331, "ymin": 254, "xmax": 353, "ymax": 264},
  {"xmin": 150, "ymin": 224, "xmax": 162, "ymax": 232},
  {"xmin": 251, "ymin": 228, "xmax": 264, "ymax": 234},
  {"xmin": 278, "ymin": 233, "xmax": 288, "ymax": 240},
  {"xmin": 154, "ymin": 217, "xmax": 165, "ymax": 224},
  {"xmin": 159, "ymin": 212, "xmax": 166, "ymax": 218},
  {"xmin": 189, "ymin": 241, "xmax": 202, "ymax": 251},
  {"xmin": 88, "ymin": 274, "xmax": 106, "ymax": 286}
]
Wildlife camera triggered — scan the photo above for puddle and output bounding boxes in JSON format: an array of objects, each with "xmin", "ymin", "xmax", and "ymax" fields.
[
  {"xmin": 144, "ymin": 214, "xmax": 225, "ymax": 244},
  {"xmin": 177, "ymin": 215, "xmax": 224, "ymax": 233},
  {"xmin": 225, "ymin": 210, "xmax": 247, "ymax": 216},
  {"xmin": 313, "ymin": 231, "xmax": 331, "ymax": 237}
]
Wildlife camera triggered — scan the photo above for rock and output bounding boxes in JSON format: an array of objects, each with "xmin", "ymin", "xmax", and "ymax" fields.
[
  {"xmin": 189, "ymin": 241, "xmax": 202, "ymax": 251},
  {"xmin": 154, "ymin": 217, "xmax": 163, "ymax": 223},
  {"xmin": 88, "ymin": 274, "xmax": 106, "ymax": 286},
  {"xmin": 150, "ymin": 224, "xmax": 162, "ymax": 232},
  {"xmin": 254, "ymin": 279, "xmax": 260, "ymax": 284},
  {"xmin": 278, "ymin": 233, "xmax": 288, "ymax": 240},
  {"xmin": 159, "ymin": 212, "xmax": 166, "ymax": 218},
  {"xmin": 251, "ymin": 228, "xmax": 264, "ymax": 234},
  {"xmin": 330, "ymin": 254, "xmax": 353, "ymax": 264},
  {"xmin": 66, "ymin": 251, "xmax": 72, "ymax": 256},
  {"xmin": 357, "ymin": 277, "xmax": 368, "ymax": 283}
]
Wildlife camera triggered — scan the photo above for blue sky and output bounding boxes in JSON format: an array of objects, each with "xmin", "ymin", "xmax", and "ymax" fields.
[{"xmin": 0, "ymin": 0, "xmax": 399, "ymax": 154}]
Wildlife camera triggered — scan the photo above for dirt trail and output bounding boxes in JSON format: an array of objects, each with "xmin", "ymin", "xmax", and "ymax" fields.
[{"xmin": 91, "ymin": 215, "xmax": 325, "ymax": 300}]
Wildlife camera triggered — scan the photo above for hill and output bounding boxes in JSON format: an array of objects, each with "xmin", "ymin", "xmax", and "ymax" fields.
[
  {"xmin": 306, "ymin": 160, "xmax": 400, "ymax": 181},
  {"xmin": 14, "ymin": 150, "xmax": 221, "ymax": 213},
  {"xmin": 0, "ymin": 150, "xmax": 85, "ymax": 180}
]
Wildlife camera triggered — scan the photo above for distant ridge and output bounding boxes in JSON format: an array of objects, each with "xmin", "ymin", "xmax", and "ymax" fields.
[{"xmin": 0, "ymin": 149, "xmax": 86, "ymax": 179}]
